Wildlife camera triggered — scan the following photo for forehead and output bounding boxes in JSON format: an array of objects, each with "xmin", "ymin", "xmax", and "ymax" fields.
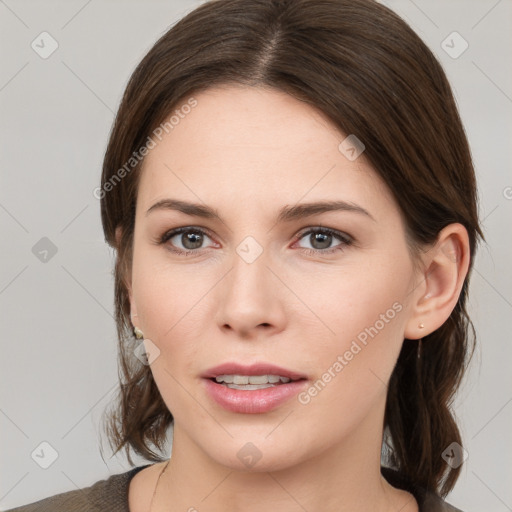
[
  {"xmin": 147, "ymin": 85, "xmax": 343, "ymax": 165},
  {"xmin": 137, "ymin": 85, "xmax": 396, "ymax": 220}
]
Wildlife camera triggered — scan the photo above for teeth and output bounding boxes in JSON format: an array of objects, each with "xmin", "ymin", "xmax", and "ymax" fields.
[
  {"xmin": 226, "ymin": 383, "xmax": 275, "ymax": 390},
  {"xmin": 214, "ymin": 374, "xmax": 293, "ymax": 385},
  {"xmin": 248, "ymin": 375, "xmax": 268, "ymax": 384},
  {"xmin": 217, "ymin": 374, "xmax": 233, "ymax": 383}
]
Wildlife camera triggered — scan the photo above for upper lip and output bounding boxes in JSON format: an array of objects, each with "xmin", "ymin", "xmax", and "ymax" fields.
[{"xmin": 202, "ymin": 362, "xmax": 308, "ymax": 381}]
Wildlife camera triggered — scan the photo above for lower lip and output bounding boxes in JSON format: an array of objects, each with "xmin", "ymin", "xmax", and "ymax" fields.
[{"xmin": 203, "ymin": 378, "xmax": 308, "ymax": 414}]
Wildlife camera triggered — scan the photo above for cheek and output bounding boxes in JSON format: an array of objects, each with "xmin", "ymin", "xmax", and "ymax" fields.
[
  {"xmin": 132, "ymin": 259, "xmax": 202, "ymax": 415},
  {"xmin": 301, "ymin": 256, "xmax": 413, "ymax": 415},
  {"xmin": 296, "ymin": 254, "xmax": 411, "ymax": 351},
  {"xmin": 130, "ymin": 249, "xmax": 218, "ymax": 387},
  {"xmin": 131, "ymin": 245, "xmax": 207, "ymax": 339}
]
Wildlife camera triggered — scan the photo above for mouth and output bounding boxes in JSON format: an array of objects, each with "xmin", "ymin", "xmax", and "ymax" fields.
[
  {"xmin": 201, "ymin": 362, "xmax": 309, "ymax": 413},
  {"xmin": 212, "ymin": 373, "xmax": 299, "ymax": 390},
  {"xmin": 202, "ymin": 362, "xmax": 308, "ymax": 381}
]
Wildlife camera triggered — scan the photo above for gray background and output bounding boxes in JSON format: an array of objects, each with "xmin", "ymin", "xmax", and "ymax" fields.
[{"xmin": 1, "ymin": 0, "xmax": 511, "ymax": 510}]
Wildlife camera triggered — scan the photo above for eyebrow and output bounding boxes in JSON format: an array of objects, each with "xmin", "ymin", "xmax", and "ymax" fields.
[{"xmin": 146, "ymin": 198, "xmax": 374, "ymax": 222}]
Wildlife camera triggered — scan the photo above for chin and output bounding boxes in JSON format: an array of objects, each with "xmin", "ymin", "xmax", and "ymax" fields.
[{"xmin": 202, "ymin": 436, "xmax": 311, "ymax": 474}]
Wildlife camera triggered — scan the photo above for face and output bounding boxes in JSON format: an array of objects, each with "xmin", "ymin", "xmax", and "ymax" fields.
[{"xmin": 128, "ymin": 85, "xmax": 420, "ymax": 472}]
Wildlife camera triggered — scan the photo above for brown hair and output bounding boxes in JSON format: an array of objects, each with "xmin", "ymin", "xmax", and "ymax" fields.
[{"xmin": 100, "ymin": 0, "xmax": 483, "ymax": 497}]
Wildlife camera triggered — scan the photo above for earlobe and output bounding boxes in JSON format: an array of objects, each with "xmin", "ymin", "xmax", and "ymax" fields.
[{"xmin": 404, "ymin": 224, "xmax": 470, "ymax": 340}]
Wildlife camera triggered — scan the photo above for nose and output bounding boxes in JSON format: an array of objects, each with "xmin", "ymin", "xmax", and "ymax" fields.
[{"xmin": 215, "ymin": 245, "xmax": 287, "ymax": 339}]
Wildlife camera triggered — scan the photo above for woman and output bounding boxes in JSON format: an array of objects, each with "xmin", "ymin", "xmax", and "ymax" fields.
[{"xmin": 8, "ymin": 0, "xmax": 482, "ymax": 510}]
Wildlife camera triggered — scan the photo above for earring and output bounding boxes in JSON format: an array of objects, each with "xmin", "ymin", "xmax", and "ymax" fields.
[
  {"xmin": 418, "ymin": 323, "xmax": 425, "ymax": 329},
  {"xmin": 134, "ymin": 326, "xmax": 144, "ymax": 340}
]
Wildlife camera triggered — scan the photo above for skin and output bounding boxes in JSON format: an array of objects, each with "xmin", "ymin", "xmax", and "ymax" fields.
[{"xmin": 124, "ymin": 85, "xmax": 470, "ymax": 512}]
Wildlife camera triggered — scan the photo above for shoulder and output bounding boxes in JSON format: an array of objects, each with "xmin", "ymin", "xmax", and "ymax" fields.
[
  {"xmin": 381, "ymin": 466, "xmax": 465, "ymax": 512},
  {"xmin": 4, "ymin": 465, "xmax": 151, "ymax": 512},
  {"xmin": 420, "ymin": 492, "xmax": 464, "ymax": 512}
]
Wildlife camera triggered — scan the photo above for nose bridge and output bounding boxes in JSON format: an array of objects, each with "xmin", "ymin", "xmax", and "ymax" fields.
[
  {"xmin": 216, "ymin": 235, "xmax": 285, "ymax": 334},
  {"xmin": 229, "ymin": 235, "xmax": 273, "ymax": 302}
]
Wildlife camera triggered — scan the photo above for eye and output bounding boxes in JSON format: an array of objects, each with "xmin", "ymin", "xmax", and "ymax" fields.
[
  {"xmin": 159, "ymin": 226, "xmax": 216, "ymax": 256},
  {"xmin": 294, "ymin": 227, "xmax": 353, "ymax": 255}
]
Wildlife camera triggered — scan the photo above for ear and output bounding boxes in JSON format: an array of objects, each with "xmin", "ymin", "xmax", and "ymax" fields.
[
  {"xmin": 404, "ymin": 223, "xmax": 471, "ymax": 340},
  {"xmin": 115, "ymin": 226, "xmax": 138, "ymax": 325}
]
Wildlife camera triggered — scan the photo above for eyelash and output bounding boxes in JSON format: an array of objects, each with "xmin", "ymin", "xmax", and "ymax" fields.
[{"xmin": 158, "ymin": 226, "xmax": 353, "ymax": 257}]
